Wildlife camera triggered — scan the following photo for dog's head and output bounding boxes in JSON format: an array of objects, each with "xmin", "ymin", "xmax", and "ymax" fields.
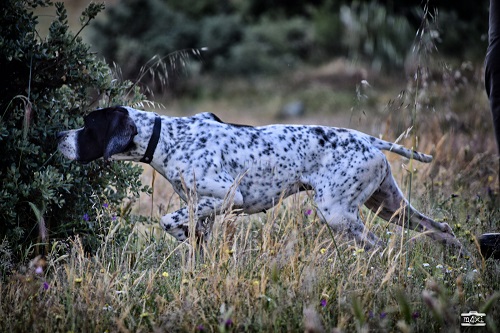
[{"xmin": 57, "ymin": 106, "xmax": 138, "ymax": 163}]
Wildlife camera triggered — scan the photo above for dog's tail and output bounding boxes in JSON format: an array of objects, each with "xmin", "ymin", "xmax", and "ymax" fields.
[{"xmin": 369, "ymin": 136, "xmax": 433, "ymax": 163}]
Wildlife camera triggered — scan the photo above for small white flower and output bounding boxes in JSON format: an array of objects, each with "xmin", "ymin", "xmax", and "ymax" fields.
[
  {"xmin": 423, "ymin": 263, "xmax": 430, "ymax": 267},
  {"xmin": 472, "ymin": 269, "xmax": 478, "ymax": 273},
  {"xmin": 436, "ymin": 264, "xmax": 443, "ymax": 269}
]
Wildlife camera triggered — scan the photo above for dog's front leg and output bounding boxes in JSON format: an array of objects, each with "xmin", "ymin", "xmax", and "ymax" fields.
[{"xmin": 159, "ymin": 197, "xmax": 227, "ymax": 241}]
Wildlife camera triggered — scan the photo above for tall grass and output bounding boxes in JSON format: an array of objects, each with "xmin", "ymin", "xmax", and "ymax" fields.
[{"xmin": 0, "ymin": 183, "xmax": 498, "ymax": 332}]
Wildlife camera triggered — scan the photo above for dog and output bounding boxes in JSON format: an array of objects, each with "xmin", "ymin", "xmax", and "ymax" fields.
[{"xmin": 57, "ymin": 106, "xmax": 467, "ymax": 254}]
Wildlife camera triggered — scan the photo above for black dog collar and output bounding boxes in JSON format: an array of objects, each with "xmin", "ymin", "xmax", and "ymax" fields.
[{"xmin": 140, "ymin": 116, "xmax": 161, "ymax": 163}]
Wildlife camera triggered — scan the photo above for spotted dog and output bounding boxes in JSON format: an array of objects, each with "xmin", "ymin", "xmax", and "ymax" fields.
[{"xmin": 57, "ymin": 106, "xmax": 466, "ymax": 253}]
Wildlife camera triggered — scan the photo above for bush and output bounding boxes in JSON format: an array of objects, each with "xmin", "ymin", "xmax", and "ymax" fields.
[
  {"xmin": 90, "ymin": 0, "xmax": 488, "ymax": 83},
  {"xmin": 214, "ymin": 17, "xmax": 315, "ymax": 76},
  {"xmin": 0, "ymin": 0, "xmax": 148, "ymax": 266},
  {"xmin": 91, "ymin": 0, "xmax": 201, "ymax": 84},
  {"xmin": 90, "ymin": 0, "xmax": 318, "ymax": 80},
  {"xmin": 340, "ymin": 1, "xmax": 414, "ymax": 72},
  {"xmin": 199, "ymin": 14, "xmax": 244, "ymax": 71},
  {"xmin": 309, "ymin": 0, "xmax": 344, "ymax": 58}
]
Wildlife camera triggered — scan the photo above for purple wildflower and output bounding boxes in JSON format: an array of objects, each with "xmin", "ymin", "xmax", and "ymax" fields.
[
  {"xmin": 42, "ymin": 282, "xmax": 49, "ymax": 290},
  {"xmin": 380, "ymin": 312, "xmax": 387, "ymax": 319},
  {"xmin": 103, "ymin": 203, "xmax": 109, "ymax": 208},
  {"xmin": 35, "ymin": 266, "xmax": 43, "ymax": 274},
  {"xmin": 320, "ymin": 299, "xmax": 327, "ymax": 307},
  {"xmin": 83, "ymin": 213, "xmax": 89, "ymax": 221},
  {"xmin": 305, "ymin": 209, "xmax": 312, "ymax": 216},
  {"xmin": 196, "ymin": 325, "xmax": 204, "ymax": 332},
  {"xmin": 112, "ymin": 215, "xmax": 117, "ymax": 221},
  {"xmin": 225, "ymin": 319, "xmax": 233, "ymax": 329},
  {"xmin": 412, "ymin": 311, "xmax": 420, "ymax": 320},
  {"xmin": 368, "ymin": 311, "xmax": 374, "ymax": 319}
]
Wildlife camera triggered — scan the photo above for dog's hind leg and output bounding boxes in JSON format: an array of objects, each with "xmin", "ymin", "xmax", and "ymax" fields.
[
  {"xmin": 308, "ymin": 148, "xmax": 393, "ymax": 250},
  {"xmin": 316, "ymin": 207, "xmax": 382, "ymax": 250},
  {"xmin": 312, "ymin": 159, "xmax": 386, "ymax": 250},
  {"xmin": 364, "ymin": 165, "xmax": 468, "ymax": 255}
]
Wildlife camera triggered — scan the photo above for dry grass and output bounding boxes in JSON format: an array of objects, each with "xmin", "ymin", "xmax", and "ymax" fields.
[{"xmin": 1, "ymin": 191, "xmax": 498, "ymax": 332}]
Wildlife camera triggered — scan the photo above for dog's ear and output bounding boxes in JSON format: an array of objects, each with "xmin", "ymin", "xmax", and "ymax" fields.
[{"xmin": 103, "ymin": 109, "xmax": 138, "ymax": 161}]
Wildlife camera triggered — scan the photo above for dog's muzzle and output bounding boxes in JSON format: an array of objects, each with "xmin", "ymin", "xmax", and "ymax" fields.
[{"xmin": 57, "ymin": 130, "xmax": 78, "ymax": 160}]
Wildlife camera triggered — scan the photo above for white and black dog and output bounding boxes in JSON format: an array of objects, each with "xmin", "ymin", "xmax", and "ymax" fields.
[{"xmin": 57, "ymin": 106, "xmax": 469, "ymax": 254}]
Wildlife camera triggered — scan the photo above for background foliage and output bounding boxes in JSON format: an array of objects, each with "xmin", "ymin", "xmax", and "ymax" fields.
[
  {"xmin": 90, "ymin": 0, "xmax": 488, "ymax": 86},
  {"xmin": 0, "ymin": 0, "xmax": 148, "ymax": 266}
]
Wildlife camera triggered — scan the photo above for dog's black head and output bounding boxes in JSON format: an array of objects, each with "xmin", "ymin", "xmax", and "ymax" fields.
[{"xmin": 57, "ymin": 106, "xmax": 138, "ymax": 163}]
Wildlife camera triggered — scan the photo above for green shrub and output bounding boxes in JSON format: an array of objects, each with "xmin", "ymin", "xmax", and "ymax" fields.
[
  {"xmin": 199, "ymin": 14, "xmax": 243, "ymax": 71},
  {"xmin": 216, "ymin": 17, "xmax": 315, "ymax": 75},
  {"xmin": 90, "ymin": 0, "xmax": 318, "ymax": 79},
  {"xmin": 309, "ymin": 0, "xmax": 345, "ymax": 58},
  {"xmin": 340, "ymin": 1, "xmax": 414, "ymax": 71},
  {"xmin": 0, "ymin": 0, "xmax": 148, "ymax": 265},
  {"xmin": 91, "ymin": 0, "xmax": 200, "ymax": 84},
  {"xmin": 90, "ymin": 0, "xmax": 487, "ymax": 82}
]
